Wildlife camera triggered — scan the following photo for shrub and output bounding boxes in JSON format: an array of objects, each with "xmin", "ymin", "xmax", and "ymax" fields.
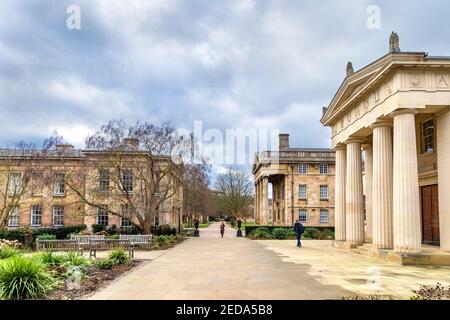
[
  {"xmin": 119, "ymin": 226, "xmax": 140, "ymax": 235},
  {"xmin": 272, "ymin": 228, "xmax": 288, "ymax": 239},
  {"xmin": 63, "ymin": 252, "xmax": 90, "ymax": 269},
  {"xmin": 38, "ymin": 251, "xmax": 65, "ymax": 266},
  {"xmin": 0, "ymin": 245, "xmax": 21, "ymax": 260},
  {"xmin": 249, "ymin": 227, "xmax": 272, "ymax": 239},
  {"xmin": 0, "ymin": 256, "xmax": 54, "ymax": 299},
  {"xmin": 95, "ymin": 258, "xmax": 114, "ymax": 270},
  {"xmin": 91, "ymin": 224, "xmax": 107, "ymax": 234},
  {"xmin": 411, "ymin": 283, "xmax": 450, "ymax": 300},
  {"xmin": 156, "ymin": 235, "xmax": 169, "ymax": 244},
  {"xmin": 36, "ymin": 234, "xmax": 56, "ymax": 241},
  {"xmin": 302, "ymin": 228, "xmax": 319, "ymax": 239},
  {"xmin": 150, "ymin": 224, "xmax": 177, "ymax": 236},
  {"xmin": 107, "ymin": 249, "xmax": 130, "ymax": 265},
  {"xmin": 287, "ymin": 229, "xmax": 297, "ymax": 239},
  {"xmin": 107, "ymin": 224, "xmax": 119, "ymax": 235},
  {"xmin": 108, "ymin": 234, "xmax": 120, "ymax": 240},
  {"xmin": 0, "ymin": 225, "xmax": 86, "ymax": 247}
]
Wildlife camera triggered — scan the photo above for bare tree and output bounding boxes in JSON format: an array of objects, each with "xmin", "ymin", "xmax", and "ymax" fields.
[
  {"xmin": 182, "ymin": 163, "xmax": 216, "ymax": 225},
  {"xmin": 60, "ymin": 120, "xmax": 184, "ymax": 234},
  {"xmin": 214, "ymin": 167, "xmax": 253, "ymax": 223}
]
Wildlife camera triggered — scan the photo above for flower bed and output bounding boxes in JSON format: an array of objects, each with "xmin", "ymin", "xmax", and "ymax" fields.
[{"xmin": 0, "ymin": 245, "xmax": 141, "ymax": 300}]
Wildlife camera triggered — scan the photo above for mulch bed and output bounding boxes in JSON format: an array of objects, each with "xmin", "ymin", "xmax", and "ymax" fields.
[{"xmin": 45, "ymin": 261, "xmax": 142, "ymax": 300}]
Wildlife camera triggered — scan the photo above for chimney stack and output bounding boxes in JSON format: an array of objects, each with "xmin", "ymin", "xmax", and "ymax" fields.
[
  {"xmin": 123, "ymin": 137, "xmax": 139, "ymax": 150},
  {"xmin": 279, "ymin": 134, "xmax": 290, "ymax": 150},
  {"xmin": 55, "ymin": 144, "xmax": 74, "ymax": 152}
]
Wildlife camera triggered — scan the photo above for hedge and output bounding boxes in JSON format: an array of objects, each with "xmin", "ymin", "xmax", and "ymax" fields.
[
  {"xmin": 245, "ymin": 225, "xmax": 334, "ymax": 238},
  {"xmin": 150, "ymin": 224, "xmax": 177, "ymax": 236},
  {"xmin": 0, "ymin": 225, "xmax": 87, "ymax": 247}
]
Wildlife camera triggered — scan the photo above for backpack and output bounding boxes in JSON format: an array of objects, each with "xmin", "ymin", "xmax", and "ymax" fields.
[{"xmin": 299, "ymin": 224, "xmax": 305, "ymax": 234}]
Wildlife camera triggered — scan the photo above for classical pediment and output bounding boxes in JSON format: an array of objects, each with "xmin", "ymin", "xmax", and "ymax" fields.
[{"xmin": 321, "ymin": 52, "xmax": 428, "ymax": 126}]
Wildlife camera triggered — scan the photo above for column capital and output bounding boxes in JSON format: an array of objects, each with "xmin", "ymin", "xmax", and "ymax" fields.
[
  {"xmin": 390, "ymin": 108, "xmax": 419, "ymax": 117},
  {"xmin": 344, "ymin": 137, "xmax": 365, "ymax": 145},
  {"xmin": 370, "ymin": 120, "xmax": 393, "ymax": 129},
  {"xmin": 333, "ymin": 143, "xmax": 347, "ymax": 151}
]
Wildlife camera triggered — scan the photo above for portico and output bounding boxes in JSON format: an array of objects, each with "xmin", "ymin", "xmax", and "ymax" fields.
[{"xmin": 321, "ymin": 32, "xmax": 450, "ymax": 256}]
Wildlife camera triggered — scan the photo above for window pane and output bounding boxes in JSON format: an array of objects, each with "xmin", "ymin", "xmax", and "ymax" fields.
[
  {"xmin": 319, "ymin": 163, "xmax": 328, "ymax": 174},
  {"xmin": 53, "ymin": 173, "xmax": 65, "ymax": 195},
  {"xmin": 52, "ymin": 206, "xmax": 64, "ymax": 227},
  {"xmin": 97, "ymin": 207, "xmax": 109, "ymax": 226},
  {"xmin": 299, "ymin": 185, "xmax": 307, "ymax": 199},
  {"xmin": 8, "ymin": 173, "xmax": 21, "ymax": 195},
  {"xmin": 299, "ymin": 209, "xmax": 307, "ymax": 223},
  {"xmin": 298, "ymin": 163, "xmax": 308, "ymax": 174},
  {"xmin": 99, "ymin": 169, "xmax": 110, "ymax": 192},
  {"xmin": 8, "ymin": 207, "xmax": 19, "ymax": 227},
  {"xmin": 320, "ymin": 185, "xmax": 328, "ymax": 199},
  {"xmin": 31, "ymin": 206, "xmax": 42, "ymax": 226},
  {"xmin": 320, "ymin": 209, "xmax": 329, "ymax": 223},
  {"xmin": 120, "ymin": 204, "xmax": 132, "ymax": 227},
  {"xmin": 422, "ymin": 119, "xmax": 434, "ymax": 153},
  {"xmin": 121, "ymin": 169, "xmax": 133, "ymax": 193}
]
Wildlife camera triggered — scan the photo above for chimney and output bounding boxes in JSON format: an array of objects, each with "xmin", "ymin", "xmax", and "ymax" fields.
[
  {"xmin": 389, "ymin": 31, "xmax": 400, "ymax": 53},
  {"xmin": 55, "ymin": 144, "xmax": 74, "ymax": 152},
  {"xmin": 279, "ymin": 134, "xmax": 290, "ymax": 150},
  {"xmin": 123, "ymin": 137, "xmax": 139, "ymax": 150}
]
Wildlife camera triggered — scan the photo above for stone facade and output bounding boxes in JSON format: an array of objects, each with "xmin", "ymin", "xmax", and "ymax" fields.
[
  {"xmin": 0, "ymin": 144, "xmax": 183, "ymax": 232},
  {"xmin": 321, "ymin": 32, "xmax": 450, "ymax": 253},
  {"xmin": 252, "ymin": 134, "xmax": 335, "ymax": 227}
]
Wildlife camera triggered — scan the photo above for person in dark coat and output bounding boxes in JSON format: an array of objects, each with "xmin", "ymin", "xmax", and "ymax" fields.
[
  {"xmin": 220, "ymin": 221, "xmax": 225, "ymax": 237},
  {"xmin": 293, "ymin": 220, "xmax": 305, "ymax": 247}
]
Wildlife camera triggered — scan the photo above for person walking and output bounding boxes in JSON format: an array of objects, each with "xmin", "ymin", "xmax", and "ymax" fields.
[
  {"xmin": 293, "ymin": 219, "xmax": 305, "ymax": 247},
  {"xmin": 220, "ymin": 221, "xmax": 225, "ymax": 238}
]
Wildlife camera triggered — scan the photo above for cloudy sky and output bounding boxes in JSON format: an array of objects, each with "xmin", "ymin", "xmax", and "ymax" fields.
[{"xmin": 1, "ymin": 0, "xmax": 449, "ymax": 171}]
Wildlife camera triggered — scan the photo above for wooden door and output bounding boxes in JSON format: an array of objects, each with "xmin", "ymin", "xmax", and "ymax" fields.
[{"xmin": 421, "ymin": 185, "xmax": 440, "ymax": 244}]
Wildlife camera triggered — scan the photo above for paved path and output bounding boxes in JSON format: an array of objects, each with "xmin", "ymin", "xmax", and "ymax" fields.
[
  {"xmin": 260, "ymin": 239, "xmax": 450, "ymax": 299},
  {"xmin": 89, "ymin": 223, "xmax": 354, "ymax": 299}
]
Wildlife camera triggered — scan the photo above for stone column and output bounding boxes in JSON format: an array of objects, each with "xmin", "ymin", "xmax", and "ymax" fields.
[
  {"xmin": 437, "ymin": 109, "xmax": 450, "ymax": 251},
  {"xmin": 345, "ymin": 139, "xmax": 365, "ymax": 245},
  {"xmin": 334, "ymin": 145, "xmax": 347, "ymax": 242},
  {"xmin": 258, "ymin": 180, "xmax": 262, "ymax": 224},
  {"xmin": 363, "ymin": 144, "xmax": 373, "ymax": 242},
  {"xmin": 371, "ymin": 122, "xmax": 393, "ymax": 249},
  {"xmin": 284, "ymin": 174, "xmax": 289, "ymax": 227},
  {"xmin": 392, "ymin": 109, "xmax": 421, "ymax": 254},
  {"xmin": 262, "ymin": 177, "xmax": 269, "ymax": 225},
  {"xmin": 254, "ymin": 182, "xmax": 259, "ymax": 224},
  {"xmin": 436, "ymin": 108, "xmax": 450, "ymax": 251}
]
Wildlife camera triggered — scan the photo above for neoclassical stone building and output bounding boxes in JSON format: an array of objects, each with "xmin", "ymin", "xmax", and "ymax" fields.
[
  {"xmin": 0, "ymin": 142, "xmax": 183, "ymax": 232},
  {"xmin": 253, "ymin": 134, "xmax": 335, "ymax": 227},
  {"xmin": 321, "ymin": 32, "xmax": 450, "ymax": 254}
]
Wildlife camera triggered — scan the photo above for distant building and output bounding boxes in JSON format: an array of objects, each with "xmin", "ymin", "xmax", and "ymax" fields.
[
  {"xmin": 0, "ymin": 142, "xmax": 183, "ymax": 232},
  {"xmin": 252, "ymin": 134, "xmax": 335, "ymax": 227}
]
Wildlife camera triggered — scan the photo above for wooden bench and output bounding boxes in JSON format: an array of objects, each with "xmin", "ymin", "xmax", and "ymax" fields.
[
  {"xmin": 70, "ymin": 234, "xmax": 105, "ymax": 245},
  {"xmin": 36, "ymin": 240, "xmax": 82, "ymax": 253},
  {"xmin": 119, "ymin": 234, "xmax": 153, "ymax": 250},
  {"xmin": 88, "ymin": 239, "xmax": 133, "ymax": 258}
]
